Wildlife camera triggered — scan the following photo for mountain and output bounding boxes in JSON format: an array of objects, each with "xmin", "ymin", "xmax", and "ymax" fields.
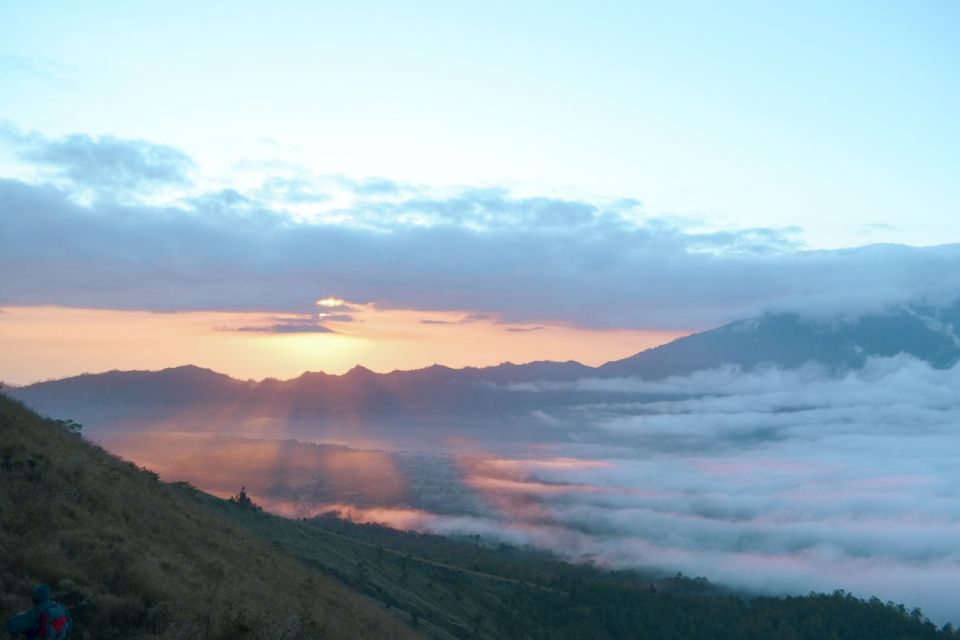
[
  {"xmin": 600, "ymin": 300, "xmax": 960, "ymax": 378},
  {"xmin": 8, "ymin": 301, "xmax": 960, "ymax": 436},
  {"xmin": 2, "ymin": 393, "xmax": 955, "ymax": 639}
]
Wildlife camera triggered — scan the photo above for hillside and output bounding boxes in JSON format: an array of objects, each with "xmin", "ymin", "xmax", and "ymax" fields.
[
  {"xmin": 0, "ymin": 393, "xmax": 419, "ymax": 640},
  {"xmin": 3, "ymin": 393, "xmax": 958, "ymax": 639}
]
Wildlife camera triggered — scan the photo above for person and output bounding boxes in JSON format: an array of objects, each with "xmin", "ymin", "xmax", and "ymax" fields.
[{"xmin": 5, "ymin": 583, "xmax": 71, "ymax": 639}]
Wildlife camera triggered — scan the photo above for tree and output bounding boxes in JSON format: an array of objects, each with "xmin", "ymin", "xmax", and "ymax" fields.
[{"xmin": 228, "ymin": 486, "xmax": 261, "ymax": 511}]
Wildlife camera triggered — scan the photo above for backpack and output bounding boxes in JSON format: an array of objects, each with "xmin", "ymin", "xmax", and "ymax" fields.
[{"xmin": 38, "ymin": 601, "xmax": 69, "ymax": 639}]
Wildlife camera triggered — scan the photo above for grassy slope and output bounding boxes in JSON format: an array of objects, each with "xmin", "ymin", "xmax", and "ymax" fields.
[
  {"xmin": 210, "ymin": 503, "xmax": 564, "ymax": 639},
  {"xmin": 0, "ymin": 393, "xmax": 419, "ymax": 640}
]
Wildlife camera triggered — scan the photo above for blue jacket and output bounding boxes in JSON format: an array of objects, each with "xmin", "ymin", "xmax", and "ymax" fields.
[{"xmin": 5, "ymin": 584, "xmax": 71, "ymax": 638}]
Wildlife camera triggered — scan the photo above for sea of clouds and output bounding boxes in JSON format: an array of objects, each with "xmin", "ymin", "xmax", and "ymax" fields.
[{"xmin": 397, "ymin": 356, "xmax": 960, "ymax": 624}]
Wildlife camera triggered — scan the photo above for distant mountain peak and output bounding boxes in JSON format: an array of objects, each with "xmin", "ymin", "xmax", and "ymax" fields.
[
  {"xmin": 160, "ymin": 364, "xmax": 222, "ymax": 375},
  {"xmin": 344, "ymin": 364, "xmax": 376, "ymax": 377},
  {"xmin": 601, "ymin": 300, "xmax": 960, "ymax": 378}
]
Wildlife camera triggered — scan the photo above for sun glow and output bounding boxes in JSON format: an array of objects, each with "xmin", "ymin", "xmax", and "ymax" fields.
[
  {"xmin": 0, "ymin": 305, "xmax": 687, "ymax": 385},
  {"xmin": 316, "ymin": 297, "xmax": 348, "ymax": 308}
]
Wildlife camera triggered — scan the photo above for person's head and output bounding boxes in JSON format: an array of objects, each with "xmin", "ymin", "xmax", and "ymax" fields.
[{"xmin": 31, "ymin": 583, "xmax": 50, "ymax": 605}]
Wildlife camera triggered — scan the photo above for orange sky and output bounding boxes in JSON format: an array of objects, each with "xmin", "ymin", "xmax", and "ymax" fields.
[{"xmin": 0, "ymin": 305, "xmax": 688, "ymax": 385}]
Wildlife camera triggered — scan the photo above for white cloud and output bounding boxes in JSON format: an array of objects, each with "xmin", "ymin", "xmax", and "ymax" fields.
[{"xmin": 437, "ymin": 357, "xmax": 960, "ymax": 623}]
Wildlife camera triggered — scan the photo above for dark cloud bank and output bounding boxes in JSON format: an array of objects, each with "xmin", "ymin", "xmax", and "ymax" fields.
[{"xmin": 2, "ymin": 127, "xmax": 959, "ymax": 329}]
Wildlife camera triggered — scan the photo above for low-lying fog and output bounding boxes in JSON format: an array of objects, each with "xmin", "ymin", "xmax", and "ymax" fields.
[{"xmin": 103, "ymin": 355, "xmax": 959, "ymax": 624}]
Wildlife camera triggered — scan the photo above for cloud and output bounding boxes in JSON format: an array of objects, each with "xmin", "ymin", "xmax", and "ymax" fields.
[
  {"xmin": 231, "ymin": 323, "xmax": 336, "ymax": 334},
  {"xmin": 420, "ymin": 313, "xmax": 492, "ymax": 325},
  {"xmin": 336, "ymin": 175, "xmax": 400, "ymax": 196},
  {"xmin": 2, "ymin": 125, "xmax": 193, "ymax": 193},
  {"xmin": 440, "ymin": 356, "xmax": 960, "ymax": 624},
  {"xmin": 254, "ymin": 176, "xmax": 331, "ymax": 205},
  {"xmin": 220, "ymin": 311, "xmax": 345, "ymax": 333},
  {"xmin": 3, "ymin": 128, "xmax": 960, "ymax": 329}
]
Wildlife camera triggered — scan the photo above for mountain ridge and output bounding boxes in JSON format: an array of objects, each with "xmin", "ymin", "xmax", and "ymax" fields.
[{"xmin": 8, "ymin": 302, "xmax": 960, "ymax": 435}]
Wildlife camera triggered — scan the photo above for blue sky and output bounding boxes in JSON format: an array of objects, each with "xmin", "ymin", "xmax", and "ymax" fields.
[{"xmin": 2, "ymin": 0, "xmax": 957, "ymax": 249}]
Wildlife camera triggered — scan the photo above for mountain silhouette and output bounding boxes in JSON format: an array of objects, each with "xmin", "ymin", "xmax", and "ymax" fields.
[{"xmin": 9, "ymin": 301, "xmax": 960, "ymax": 433}]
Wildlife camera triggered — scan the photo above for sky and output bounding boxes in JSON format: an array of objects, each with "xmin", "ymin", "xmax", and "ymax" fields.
[{"xmin": 1, "ymin": 0, "xmax": 958, "ymax": 382}]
